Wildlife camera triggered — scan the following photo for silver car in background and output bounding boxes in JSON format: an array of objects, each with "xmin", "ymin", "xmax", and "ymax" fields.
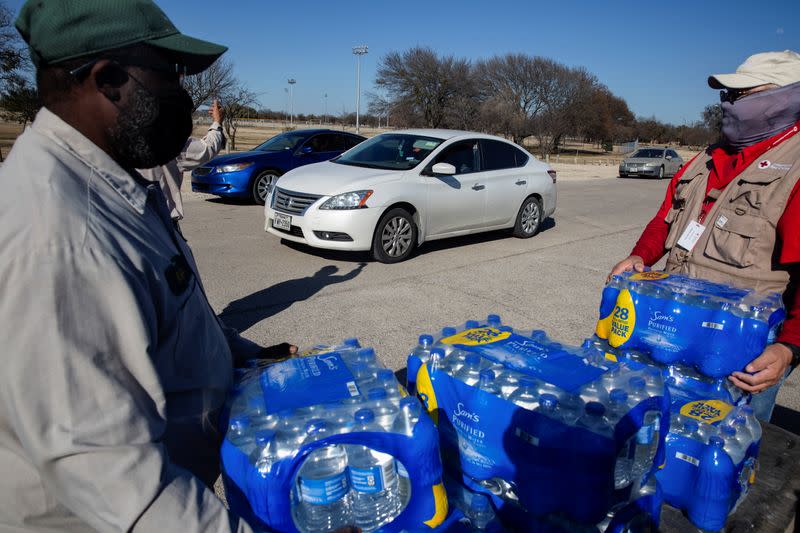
[{"xmin": 619, "ymin": 148, "xmax": 684, "ymax": 179}]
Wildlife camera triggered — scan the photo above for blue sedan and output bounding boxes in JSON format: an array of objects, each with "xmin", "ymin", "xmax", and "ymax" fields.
[{"xmin": 191, "ymin": 129, "xmax": 365, "ymax": 204}]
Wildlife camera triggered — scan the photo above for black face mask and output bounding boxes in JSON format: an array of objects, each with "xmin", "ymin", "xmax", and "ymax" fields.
[{"xmin": 108, "ymin": 74, "xmax": 194, "ymax": 169}]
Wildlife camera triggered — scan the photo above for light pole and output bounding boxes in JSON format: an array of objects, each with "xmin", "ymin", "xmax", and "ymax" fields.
[
  {"xmin": 352, "ymin": 45, "xmax": 368, "ymax": 134},
  {"xmin": 287, "ymin": 78, "xmax": 296, "ymax": 126},
  {"xmin": 323, "ymin": 93, "xmax": 328, "ymax": 124}
]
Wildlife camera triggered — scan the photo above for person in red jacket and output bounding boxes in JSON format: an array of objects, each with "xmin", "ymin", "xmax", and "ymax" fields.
[{"xmin": 609, "ymin": 50, "xmax": 800, "ymax": 421}]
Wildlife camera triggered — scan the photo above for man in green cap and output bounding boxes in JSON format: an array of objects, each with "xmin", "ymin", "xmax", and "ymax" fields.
[{"xmin": 0, "ymin": 1, "xmax": 299, "ymax": 531}]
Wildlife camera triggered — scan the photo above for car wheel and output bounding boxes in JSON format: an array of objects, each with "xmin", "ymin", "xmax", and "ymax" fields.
[
  {"xmin": 251, "ymin": 170, "xmax": 281, "ymax": 205},
  {"xmin": 372, "ymin": 208, "xmax": 417, "ymax": 263},
  {"xmin": 657, "ymin": 166, "xmax": 664, "ymax": 180},
  {"xmin": 513, "ymin": 196, "xmax": 542, "ymax": 238}
]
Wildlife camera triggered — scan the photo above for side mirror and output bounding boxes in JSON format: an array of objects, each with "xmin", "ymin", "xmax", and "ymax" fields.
[
  {"xmin": 301, "ymin": 146, "xmax": 314, "ymax": 155},
  {"xmin": 431, "ymin": 162, "xmax": 457, "ymax": 175}
]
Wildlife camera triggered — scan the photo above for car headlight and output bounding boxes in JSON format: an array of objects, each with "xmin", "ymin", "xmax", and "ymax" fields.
[
  {"xmin": 217, "ymin": 162, "xmax": 254, "ymax": 173},
  {"xmin": 319, "ymin": 190, "xmax": 373, "ymax": 210}
]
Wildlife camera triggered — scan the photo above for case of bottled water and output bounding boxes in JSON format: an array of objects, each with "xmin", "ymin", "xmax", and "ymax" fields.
[
  {"xmin": 406, "ymin": 316, "xmax": 670, "ymax": 528},
  {"xmin": 220, "ymin": 340, "xmax": 449, "ymax": 532},
  {"xmin": 596, "ymin": 271, "xmax": 785, "ymax": 378},
  {"xmin": 584, "ymin": 336, "xmax": 761, "ymax": 531}
]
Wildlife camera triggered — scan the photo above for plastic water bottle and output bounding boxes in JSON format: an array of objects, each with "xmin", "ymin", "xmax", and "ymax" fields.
[
  {"xmin": 295, "ymin": 419, "xmax": 353, "ymax": 532},
  {"xmin": 739, "ymin": 405, "xmax": 762, "ymax": 444},
  {"xmin": 679, "ymin": 419, "xmax": 702, "ymax": 441},
  {"xmin": 228, "ymin": 415, "xmax": 254, "ymax": 454},
  {"xmin": 487, "ymin": 314, "xmax": 502, "ymax": 328},
  {"xmin": 374, "ymin": 368, "xmax": 401, "ymax": 399},
  {"xmin": 627, "ymin": 376, "xmax": 659, "ymax": 479},
  {"xmin": 444, "ymin": 349, "xmax": 469, "ymax": 375},
  {"xmin": 727, "ymin": 416, "xmax": 753, "ymax": 449},
  {"xmin": 719, "ymin": 425, "xmax": 745, "ymax": 464},
  {"xmin": 464, "ymin": 319, "xmax": 480, "ymax": 330},
  {"xmin": 347, "ymin": 409, "xmax": 400, "ymax": 531},
  {"xmin": 608, "ymin": 389, "xmax": 634, "ymax": 489},
  {"xmin": 253, "ymin": 429, "xmax": 279, "ymax": 477},
  {"xmin": 465, "ymin": 492, "xmax": 495, "ymax": 531},
  {"xmin": 435, "ymin": 327, "xmax": 458, "ymax": 356},
  {"xmin": 689, "ymin": 436, "xmax": 734, "ymax": 531},
  {"xmin": 478, "ymin": 369, "xmax": 501, "ymax": 397},
  {"xmin": 367, "ymin": 388, "xmax": 399, "ymax": 430},
  {"xmin": 534, "ymin": 393, "xmax": 560, "ymax": 421},
  {"xmin": 350, "ymin": 362, "xmax": 375, "ymax": 388},
  {"xmin": 454, "ymin": 353, "xmax": 483, "ymax": 386},
  {"xmin": 391, "ymin": 397, "xmax": 421, "ymax": 507},
  {"xmin": 577, "ymin": 402, "xmax": 612, "ymax": 437},
  {"xmin": 508, "ymin": 378, "xmax": 539, "ymax": 410},
  {"xmin": 357, "ymin": 348, "xmax": 379, "ymax": 370},
  {"xmin": 411, "ymin": 334, "xmax": 434, "ymax": 362},
  {"xmin": 557, "ymin": 393, "xmax": 585, "ymax": 425},
  {"xmin": 495, "ymin": 368, "xmax": 520, "ymax": 399},
  {"xmin": 429, "ymin": 348, "xmax": 445, "ymax": 372},
  {"xmin": 579, "ymin": 380, "xmax": 609, "ymax": 405}
]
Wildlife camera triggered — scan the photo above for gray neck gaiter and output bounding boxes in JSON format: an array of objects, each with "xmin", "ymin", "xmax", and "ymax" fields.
[{"xmin": 721, "ymin": 81, "xmax": 800, "ymax": 151}]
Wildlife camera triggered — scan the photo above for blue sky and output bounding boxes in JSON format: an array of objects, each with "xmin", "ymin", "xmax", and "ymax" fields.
[{"xmin": 8, "ymin": 0, "xmax": 800, "ymax": 124}]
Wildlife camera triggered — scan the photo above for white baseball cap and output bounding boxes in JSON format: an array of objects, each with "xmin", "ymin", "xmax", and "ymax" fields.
[{"xmin": 708, "ymin": 50, "xmax": 800, "ymax": 89}]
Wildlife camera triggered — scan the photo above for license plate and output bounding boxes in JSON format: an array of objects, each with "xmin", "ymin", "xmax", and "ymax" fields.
[{"xmin": 273, "ymin": 212, "xmax": 292, "ymax": 231}]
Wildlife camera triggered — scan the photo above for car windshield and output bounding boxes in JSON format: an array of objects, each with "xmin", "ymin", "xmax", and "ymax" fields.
[
  {"xmin": 333, "ymin": 133, "xmax": 444, "ymax": 170},
  {"xmin": 632, "ymin": 149, "xmax": 665, "ymax": 159},
  {"xmin": 254, "ymin": 132, "xmax": 308, "ymax": 152}
]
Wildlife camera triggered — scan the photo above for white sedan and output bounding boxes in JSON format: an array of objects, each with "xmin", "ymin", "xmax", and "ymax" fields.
[{"xmin": 264, "ymin": 129, "xmax": 557, "ymax": 263}]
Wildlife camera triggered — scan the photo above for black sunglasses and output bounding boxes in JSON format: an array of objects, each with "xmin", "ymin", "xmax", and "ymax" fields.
[
  {"xmin": 719, "ymin": 88, "xmax": 759, "ymax": 103},
  {"xmin": 70, "ymin": 59, "xmax": 187, "ymax": 85}
]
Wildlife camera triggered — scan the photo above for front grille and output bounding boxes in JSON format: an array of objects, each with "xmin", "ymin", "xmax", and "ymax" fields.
[
  {"xmin": 272, "ymin": 187, "xmax": 322, "ymax": 215},
  {"xmin": 272, "ymin": 222, "xmax": 304, "ymax": 238},
  {"xmin": 194, "ymin": 166, "xmax": 213, "ymax": 177}
]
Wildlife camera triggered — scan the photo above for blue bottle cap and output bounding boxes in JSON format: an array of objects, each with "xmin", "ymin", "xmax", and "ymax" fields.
[
  {"xmin": 683, "ymin": 419, "xmax": 699, "ymax": 433},
  {"xmin": 465, "ymin": 320, "xmax": 480, "ymax": 329},
  {"xmin": 530, "ymin": 329, "xmax": 546, "ymax": 338},
  {"xmin": 377, "ymin": 368, "xmax": 394, "ymax": 381},
  {"xmin": 400, "ymin": 396, "xmax": 419, "ymax": 409},
  {"xmin": 628, "ymin": 376, "xmax": 646, "ymax": 390},
  {"xmin": 419, "ymin": 334, "xmax": 434, "ymax": 345},
  {"xmin": 585, "ymin": 401, "xmax": 606, "ymax": 416},
  {"xmin": 609, "ymin": 388, "xmax": 628, "ymax": 403},
  {"xmin": 479, "ymin": 369, "xmax": 495, "ymax": 381},
  {"xmin": 733, "ymin": 415, "xmax": 747, "ymax": 426},
  {"xmin": 305, "ymin": 418, "xmax": 327, "ymax": 434},
  {"xmin": 441, "ymin": 327, "xmax": 457, "ymax": 337},
  {"xmin": 539, "ymin": 393, "xmax": 559, "ymax": 409},
  {"xmin": 357, "ymin": 347, "xmax": 376, "ymax": 362},
  {"xmin": 254, "ymin": 429, "xmax": 276, "ymax": 446},
  {"xmin": 354, "ymin": 408, "xmax": 376, "ymax": 424},
  {"xmin": 430, "ymin": 348, "xmax": 446, "ymax": 358},
  {"xmin": 740, "ymin": 405, "xmax": 754, "ymax": 415},
  {"xmin": 368, "ymin": 388, "xmax": 388, "ymax": 400},
  {"xmin": 229, "ymin": 415, "xmax": 250, "ymax": 431},
  {"xmin": 708, "ymin": 436, "xmax": 725, "ymax": 447},
  {"xmin": 465, "ymin": 353, "xmax": 481, "ymax": 366},
  {"xmin": 719, "ymin": 425, "xmax": 736, "ymax": 437},
  {"xmin": 487, "ymin": 314, "xmax": 501, "ymax": 324},
  {"xmin": 344, "ymin": 338, "xmax": 360, "ymax": 347}
]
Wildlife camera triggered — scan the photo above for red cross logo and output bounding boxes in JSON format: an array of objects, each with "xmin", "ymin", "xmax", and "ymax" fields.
[{"xmin": 759, "ymin": 160, "xmax": 771, "ymax": 169}]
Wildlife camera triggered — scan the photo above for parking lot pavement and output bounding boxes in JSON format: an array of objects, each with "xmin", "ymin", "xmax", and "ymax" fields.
[{"xmin": 181, "ymin": 173, "xmax": 800, "ymax": 423}]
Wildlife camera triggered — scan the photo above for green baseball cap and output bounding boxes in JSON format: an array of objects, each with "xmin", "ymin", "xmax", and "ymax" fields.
[{"xmin": 15, "ymin": 0, "xmax": 227, "ymax": 75}]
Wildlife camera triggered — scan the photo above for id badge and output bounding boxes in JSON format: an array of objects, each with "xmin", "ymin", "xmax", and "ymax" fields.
[{"xmin": 676, "ymin": 220, "xmax": 706, "ymax": 251}]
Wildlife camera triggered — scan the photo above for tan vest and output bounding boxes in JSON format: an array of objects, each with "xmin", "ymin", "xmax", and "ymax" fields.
[{"xmin": 664, "ymin": 128, "xmax": 800, "ymax": 295}]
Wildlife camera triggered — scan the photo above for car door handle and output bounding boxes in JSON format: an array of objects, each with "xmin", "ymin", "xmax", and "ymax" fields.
[
  {"xmin": 472, "ymin": 184, "xmax": 485, "ymax": 191},
  {"xmin": 515, "ymin": 180, "xmax": 527, "ymax": 185}
]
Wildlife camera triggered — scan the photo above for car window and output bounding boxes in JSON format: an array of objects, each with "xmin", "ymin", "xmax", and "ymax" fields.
[
  {"xmin": 667, "ymin": 150, "xmax": 679, "ymax": 158},
  {"xmin": 305, "ymin": 133, "xmax": 344, "ymax": 153},
  {"xmin": 632, "ymin": 149, "xmax": 665, "ymax": 158},
  {"xmin": 344, "ymin": 135, "xmax": 365, "ymax": 149},
  {"xmin": 255, "ymin": 132, "xmax": 307, "ymax": 152},
  {"xmin": 429, "ymin": 140, "xmax": 479, "ymax": 174},
  {"xmin": 480, "ymin": 139, "xmax": 519, "ymax": 171},
  {"xmin": 334, "ymin": 133, "xmax": 444, "ymax": 171}
]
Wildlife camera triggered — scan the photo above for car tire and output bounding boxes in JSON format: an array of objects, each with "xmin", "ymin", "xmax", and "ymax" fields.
[
  {"xmin": 513, "ymin": 196, "xmax": 542, "ymax": 238},
  {"xmin": 251, "ymin": 170, "xmax": 281, "ymax": 205},
  {"xmin": 657, "ymin": 166, "xmax": 664, "ymax": 180},
  {"xmin": 371, "ymin": 208, "xmax": 417, "ymax": 263}
]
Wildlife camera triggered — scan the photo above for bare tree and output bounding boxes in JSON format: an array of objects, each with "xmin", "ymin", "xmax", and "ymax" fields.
[
  {"xmin": 220, "ymin": 83, "xmax": 257, "ymax": 151},
  {"xmin": 182, "ymin": 57, "xmax": 237, "ymax": 112},
  {"xmin": 1, "ymin": 2, "xmax": 26, "ymax": 86},
  {"xmin": 373, "ymin": 47, "xmax": 472, "ymax": 128},
  {"xmin": 0, "ymin": 74, "xmax": 38, "ymax": 128}
]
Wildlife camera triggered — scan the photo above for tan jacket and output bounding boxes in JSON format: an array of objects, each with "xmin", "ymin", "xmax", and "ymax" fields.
[{"xmin": 664, "ymin": 127, "xmax": 800, "ymax": 295}]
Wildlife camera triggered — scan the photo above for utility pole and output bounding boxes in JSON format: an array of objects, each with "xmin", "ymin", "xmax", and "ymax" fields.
[{"xmin": 352, "ymin": 45, "xmax": 368, "ymax": 134}]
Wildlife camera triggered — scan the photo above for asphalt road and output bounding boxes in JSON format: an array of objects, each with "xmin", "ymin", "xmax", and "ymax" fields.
[{"xmin": 181, "ymin": 174, "xmax": 800, "ymax": 430}]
